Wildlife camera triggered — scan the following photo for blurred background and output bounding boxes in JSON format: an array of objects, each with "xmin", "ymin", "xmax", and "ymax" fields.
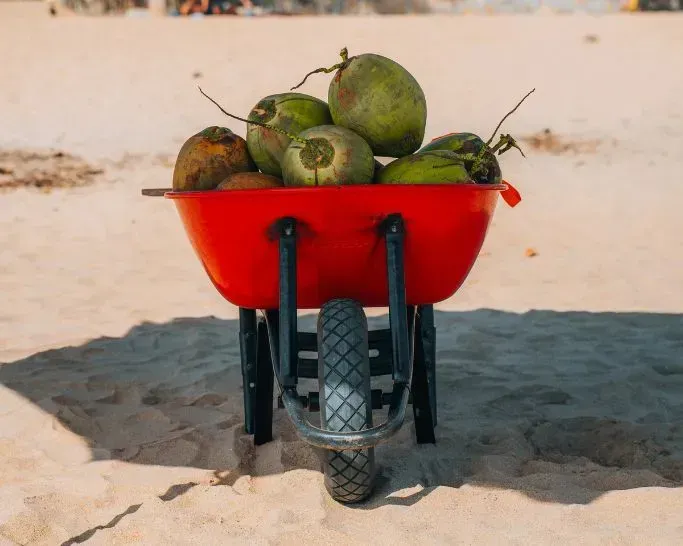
[{"xmin": 33, "ymin": 0, "xmax": 683, "ymax": 17}]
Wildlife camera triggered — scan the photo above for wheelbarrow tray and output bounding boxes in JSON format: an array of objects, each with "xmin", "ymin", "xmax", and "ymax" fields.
[{"xmin": 166, "ymin": 183, "xmax": 509, "ymax": 310}]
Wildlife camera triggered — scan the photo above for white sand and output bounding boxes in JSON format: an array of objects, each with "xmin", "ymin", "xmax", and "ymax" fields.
[{"xmin": 1, "ymin": 3, "xmax": 683, "ymax": 544}]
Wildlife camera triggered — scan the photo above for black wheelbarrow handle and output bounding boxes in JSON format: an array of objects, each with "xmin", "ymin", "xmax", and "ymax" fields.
[{"xmin": 280, "ymin": 383, "xmax": 410, "ymax": 451}]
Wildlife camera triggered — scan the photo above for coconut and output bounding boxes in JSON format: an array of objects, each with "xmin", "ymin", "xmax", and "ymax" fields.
[
  {"xmin": 216, "ymin": 172, "xmax": 284, "ymax": 190},
  {"xmin": 429, "ymin": 88, "xmax": 538, "ymax": 184},
  {"xmin": 374, "ymin": 150, "xmax": 472, "ymax": 185},
  {"xmin": 281, "ymin": 125, "xmax": 375, "ymax": 186},
  {"xmin": 246, "ymin": 93, "xmax": 332, "ymax": 178},
  {"xmin": 419, "ymin": 132, "xmax": 487, "ymax": 155},
  {"xmin": 419, "ymin": 132, "xmax": 502, "ymax": 184},
  {"xmin": 198, "ymin": 88, "xmax": 375, "ymax": 189},
  {"xmin": 172, "ymin": 126, "xmax": 257, "ymax": 191},
  {"xmin": 291, "ymin": 48, "xmax": 427, "ymax": 158}
]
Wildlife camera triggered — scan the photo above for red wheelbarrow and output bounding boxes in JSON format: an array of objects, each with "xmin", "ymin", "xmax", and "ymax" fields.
[{"xmin": 143, "ymin": 181, "xmax": 520, "ymax": 503}]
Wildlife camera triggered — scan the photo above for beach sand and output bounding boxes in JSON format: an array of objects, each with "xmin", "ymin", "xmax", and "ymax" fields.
[{"xmin": 1, "ymin": 3, "xmax": 683, "ymax": 544}]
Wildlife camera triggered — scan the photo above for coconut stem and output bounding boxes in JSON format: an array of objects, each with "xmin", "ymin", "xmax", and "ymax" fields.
[
  {"xmin": 490, "ymin": 134, "xmax": 526, "ymax": 158},
  {"xmin": 485, "ymin": 88, "xmax": 536, "ymax": 147},
  {"xmin": 290, "ymin": 47, "xmax": 351, "ymax": 91},
  {"xmin": 198, "ymin": 86, "xmax": 308, "ymax": 145},
  {"xmin": 468, "ymin": 88, "xmax": 535, "ymax": 178}
]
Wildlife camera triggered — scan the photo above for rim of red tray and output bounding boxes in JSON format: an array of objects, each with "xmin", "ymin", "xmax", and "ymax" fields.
[{"xmin": 164, "ymin": 182, "xmax": 510, "ymax": 199}]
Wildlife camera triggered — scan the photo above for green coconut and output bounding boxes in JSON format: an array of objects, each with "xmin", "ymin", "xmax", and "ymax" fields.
[
  {"xmin": 246, "ymin": 93, "xmax": 332, "ymax": 178},
  {"xmin": 375, "ymin": 150, "xmax": 473, "ymax": 185},
  {"xmin": 415, "ymin": 88, "xmax": 539, "ymax": 184},
  {"xmin": 281, "ymin": 125, "xmax": 375, "ymax": 186},
  {"xmin": 198, "ymin": 88, "xmax": 374, "ymax": 188},
  {"xmin": 419, "ymin": 132, "xmax": 501, "ymax": 184},
  {"xmin": 291, "ymin": 48, "xmax": 427, "ymax": 158},
  {"xmin": 419, "ymin": 132, "xmax": 487, "ymax": 155}
]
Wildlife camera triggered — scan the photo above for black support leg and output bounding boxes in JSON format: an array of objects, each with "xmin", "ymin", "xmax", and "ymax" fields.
[
  {"xmin": 420, "ymin": 304, "xmax": 437, "ymax": 427},
  {"xmin": 384, "ymin": 214, "xmax": 411, "ymax": 385},
  {"xmin": 278, "ymin": 218, "xmax": 298, "ymax": 389},
  {"xmin": 238, "ymin": 308, "xmax": 258, "ymax": 434},
  {"xmin": 254, "ymin": 315, "xmax": 274, "ymax": 445},
  {"xmin": 412, "ymin": 305, "xmax": 436, "ymax": 444}
]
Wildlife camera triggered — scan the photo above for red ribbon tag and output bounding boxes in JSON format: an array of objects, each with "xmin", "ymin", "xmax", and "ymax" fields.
[{"xmin": 500, "ymin": 181, "xmax": 522, "ymax": 208}]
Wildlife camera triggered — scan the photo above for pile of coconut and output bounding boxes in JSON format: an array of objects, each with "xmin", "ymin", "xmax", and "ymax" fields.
[{"xmin": 172, "ymin": 48, "xmax": 533, "ymax": 192}]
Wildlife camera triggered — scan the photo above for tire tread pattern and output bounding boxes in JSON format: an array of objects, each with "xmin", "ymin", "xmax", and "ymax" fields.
[{"xmin": 318, "ymin": 299, "xmax": 375, "ymax": 503}]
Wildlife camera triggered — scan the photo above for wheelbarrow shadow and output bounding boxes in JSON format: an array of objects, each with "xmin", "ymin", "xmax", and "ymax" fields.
[{"xmin": 1, "ymin": 309, "xmax": 682, "ymax": 508}]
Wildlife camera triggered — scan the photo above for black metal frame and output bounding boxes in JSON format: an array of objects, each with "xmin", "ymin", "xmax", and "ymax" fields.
[{"xmin": 237, "ymin": 213, "xmax": 437, "ymax": 450}]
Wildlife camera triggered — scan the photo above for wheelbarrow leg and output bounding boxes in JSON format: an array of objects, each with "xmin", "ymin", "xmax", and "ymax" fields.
[
  {"xmin": 411, "ymin": 305, "xmax": 436, "ymax": 444},
  {"xmin": 238, "ymin": 308, "xmax": 258, "ymax": 434},
  {"xmin": 385, "ymin": 215, "xmax": 411, "ymax": 386},
  {"xmin": 421, "ymin": 304, "xmax": 437, "ymax": 428},
  {"xmin": 254, "ymin": 313, "xmax": 275, "ymax": 445},
  {"xmin": 277, "ymin": 218, "xmax": 298, "ymax": 389}
]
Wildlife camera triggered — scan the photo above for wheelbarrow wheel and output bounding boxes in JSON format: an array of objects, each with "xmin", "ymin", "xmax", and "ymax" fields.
[{"xmin": 317, "ymin": 298, "xmax": 376, "ymax": 503}]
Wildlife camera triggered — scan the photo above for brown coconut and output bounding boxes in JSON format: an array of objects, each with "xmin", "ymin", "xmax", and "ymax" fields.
[
  {"xmin": 172, "ymin": 126, "xmax": 257, "ymax": 191},
  {"xmin": 216, "ymin": 172, "xmax": 284, "ymax": 190}
]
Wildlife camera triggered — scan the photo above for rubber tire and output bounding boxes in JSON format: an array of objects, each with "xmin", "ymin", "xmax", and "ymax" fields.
[{"xmin": 317, "ymin": 299, "xmax": 376, "ymax": 503}]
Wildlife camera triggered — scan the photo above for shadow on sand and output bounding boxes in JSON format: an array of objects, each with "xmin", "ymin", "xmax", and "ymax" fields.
[{"xmin": 2, "ymin": 309, "xmax": 682, "ymax": 514}]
